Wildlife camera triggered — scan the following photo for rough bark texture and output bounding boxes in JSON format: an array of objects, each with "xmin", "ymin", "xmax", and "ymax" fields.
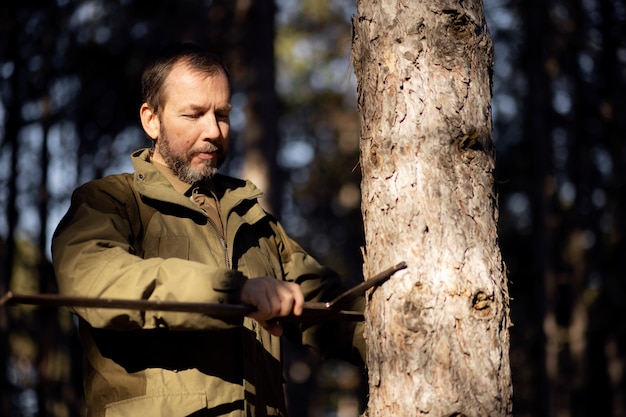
[{"xmin": 351, "ymin": 1, "xmax": 512, "ymax": 416}]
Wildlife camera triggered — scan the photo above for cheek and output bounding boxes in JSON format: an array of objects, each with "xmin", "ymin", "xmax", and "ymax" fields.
[
  {"xmin": 166, "ymin": 124, "xmax": 196, "ymax": 147},
  {"xmin": 220, "ymin": 122, "xmax": 231, "ymax": 141}
]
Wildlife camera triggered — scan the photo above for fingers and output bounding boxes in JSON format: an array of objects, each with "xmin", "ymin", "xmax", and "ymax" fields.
[
  {"xmin": 240, "ymin": 277, "xmax": 305, "ymax": 325},
  {"xmin": 289, "ymin": 282, "xmax": 304, "ymax": 316},
  {"xmin": 250, "ymin": 281, "xmax": 296, "ymax": 318}
]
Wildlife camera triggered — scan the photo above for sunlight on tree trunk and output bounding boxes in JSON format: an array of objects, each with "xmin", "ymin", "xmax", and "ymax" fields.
[{"xmin": 351, "ymin": 1, "xmax": 512, "ymax": 415}]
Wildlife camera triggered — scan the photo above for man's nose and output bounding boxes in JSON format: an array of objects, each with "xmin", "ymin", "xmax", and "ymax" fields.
[{"xmin": 201, "ymin": 114, "xmax": 221, "ymax": 140}]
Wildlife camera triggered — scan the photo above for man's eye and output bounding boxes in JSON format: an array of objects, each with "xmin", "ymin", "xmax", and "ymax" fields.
[
  {"xmin": 184, "ymin": 113, "xmax": 202, "ymax": 119},
  {"xmin": 217, "ymin": 113, "xmax": 230, "ymax": 120}
]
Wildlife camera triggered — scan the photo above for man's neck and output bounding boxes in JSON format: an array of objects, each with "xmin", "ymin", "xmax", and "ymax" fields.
[{"xmin": 150, "ymin": 158, "xmax": 194, "ymax": 195}]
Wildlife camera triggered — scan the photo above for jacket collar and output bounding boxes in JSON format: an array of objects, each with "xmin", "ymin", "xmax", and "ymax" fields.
[
  {"xmin": 150, "ymin": 157, "xmax": 195, "ymax": 196},
  {"xmin": 130, "ymin": 148, "xmax": 265, "ymax": 217}
]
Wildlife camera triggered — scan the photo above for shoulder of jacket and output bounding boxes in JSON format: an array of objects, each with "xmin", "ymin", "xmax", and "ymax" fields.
[
  {"xmin": 213, "ymin": 173, "xmax": 263, "ymax": 199},
  {"xmin": 213, "ymin": 173, "xmax": 247, "ymax": 190},
  {"xmin": 71, "ymin": 173, "xmax": 157, "ymax": 231},
  {"xmin": 72, "ymin": 173, "xmax": 137, "ymax": 206},
  {"xmin": 76, "ymin": 173, "xmax": 134, "ymax": 189}
]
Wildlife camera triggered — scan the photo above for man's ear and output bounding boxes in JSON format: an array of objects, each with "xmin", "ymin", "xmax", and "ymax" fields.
[{"xmin": 140, "ymin": 103, "xmax": 160, "ymax": 140}]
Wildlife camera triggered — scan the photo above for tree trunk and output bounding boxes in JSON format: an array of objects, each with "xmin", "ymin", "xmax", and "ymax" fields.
[
  {"xmin": 517, "ymin": 0, "xmax": 553, "ymax": 414},
  {"xmin": 351, "ymin": 1, "xmax": 512, "ymax": 415},
  {"xmin": 230, "ymin": 0, "xmax": 283, "ymax": 215}
]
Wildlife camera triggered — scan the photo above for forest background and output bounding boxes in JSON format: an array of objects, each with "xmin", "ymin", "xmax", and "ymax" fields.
[{"xmin": 0, "ymin": 0, "xmax": 625, "ymax": 417}]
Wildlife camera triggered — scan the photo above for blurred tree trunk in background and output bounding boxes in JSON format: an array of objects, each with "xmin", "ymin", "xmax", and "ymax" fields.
[
  {"xmin": 1, "ymin": 4, "xmax": 23, "ymax": 413},
  {"xmin": 517, "ymin": 0, "xmax": 626, "ymax": 415},
  {"xmin": 230, "ymin": 1, "xmax": 283, "ymax": 214},
  {"xmin": 352, "ymin": 0, "xmax": 512, "ymax": 415},
  {"xmin": 597, "ymin": 0, "xmax": 626, "ymax": 413},
  {"xmin": 518, "ymin": 0, "xmax": 555, "ymax": 415},
  {"xmin": 1, "ymin": 2, "xmax": 21, "ymax": 303}
]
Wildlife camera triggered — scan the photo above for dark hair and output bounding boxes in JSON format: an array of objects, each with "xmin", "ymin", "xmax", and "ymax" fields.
[{"xmin": 141, "ymin": 43, "xmax": 229, "ymax": 113}]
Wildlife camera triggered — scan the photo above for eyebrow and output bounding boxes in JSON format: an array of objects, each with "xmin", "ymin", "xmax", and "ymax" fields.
[
  {"xmin": 217, "ymin": 104, "xmax": 233, "ymax": 112},
  {"xmin": 183, "ymin": 103, "xmax": 232, "ymax": 113}
]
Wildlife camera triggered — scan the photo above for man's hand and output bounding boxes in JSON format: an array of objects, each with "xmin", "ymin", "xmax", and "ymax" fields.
[{"xmin": 239, "ymin": 277, "xmax": 304, "ymax": 336}]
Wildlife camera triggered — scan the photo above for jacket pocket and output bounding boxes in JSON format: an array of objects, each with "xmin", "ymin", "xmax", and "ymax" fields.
[
  {"xmin": 157, "ymin": 236, "xmax": 190, "ymax": 259},
  {"xmin": 104, "ymin": 392, "xmax": 205, "ymax": 417}
]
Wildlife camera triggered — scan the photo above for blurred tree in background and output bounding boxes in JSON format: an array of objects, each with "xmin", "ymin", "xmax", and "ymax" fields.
[
  {"xmin": 0, "ymin": 0, "xmax": 625, "ymax": 416},
  {"xmin": 489, "ymin": 0, "xmax": 626, "ymax": 415}
]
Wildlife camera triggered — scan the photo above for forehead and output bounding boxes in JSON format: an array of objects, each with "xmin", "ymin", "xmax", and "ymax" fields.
[{"xmin": 162, "ymin": 61, "xmax": 230, "ymax": 105}]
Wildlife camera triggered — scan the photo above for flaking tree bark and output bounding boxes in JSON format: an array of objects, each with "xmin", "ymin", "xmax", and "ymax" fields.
[{"xmin": 351, "ymin": 1, "xmax": 512, "ymax": 416}]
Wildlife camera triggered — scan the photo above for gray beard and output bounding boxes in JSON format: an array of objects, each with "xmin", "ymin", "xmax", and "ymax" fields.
[{"xmin": 157, "ymin": 128, "xmax": 221, "ymax": 184}]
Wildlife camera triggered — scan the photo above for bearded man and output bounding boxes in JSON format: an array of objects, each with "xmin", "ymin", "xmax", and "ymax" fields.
[{"xmin": 52, "ymin": 43, "xmax": 365, "ymax": 417}]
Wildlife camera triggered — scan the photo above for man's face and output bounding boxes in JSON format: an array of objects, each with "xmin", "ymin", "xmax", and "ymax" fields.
[{"xmin": 149, "ymin": 62, "xmax": 231, "ymax": 183}]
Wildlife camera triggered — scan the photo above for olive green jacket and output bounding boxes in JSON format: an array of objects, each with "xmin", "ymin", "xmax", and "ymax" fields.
[{"xmin": 52, "ymin": 149, "xmax": 364, "ymax": 417}]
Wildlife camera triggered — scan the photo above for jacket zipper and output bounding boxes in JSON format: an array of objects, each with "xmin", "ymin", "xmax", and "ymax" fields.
[
  {"xmin": 208, "ymin": 217, "xmax": 229, "ymax": 269},
  {"xmin": 191, "ymin": 187, "xmax": 230, "ymax": 269}
]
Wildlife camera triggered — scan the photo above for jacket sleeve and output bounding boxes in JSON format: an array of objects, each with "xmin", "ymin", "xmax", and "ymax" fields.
[
  {"xmin": 271, "ymin": 222, "xmax": 366, "ymax": 366},
  {"xmin": 52, "ymin": 178, "xmax": 248, "ymax": 331}
]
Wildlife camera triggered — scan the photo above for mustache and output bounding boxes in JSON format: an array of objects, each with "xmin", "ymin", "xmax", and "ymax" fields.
[{"xmin": 191, "ymin": 143, "xmax": 221, "ymax": 155}]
